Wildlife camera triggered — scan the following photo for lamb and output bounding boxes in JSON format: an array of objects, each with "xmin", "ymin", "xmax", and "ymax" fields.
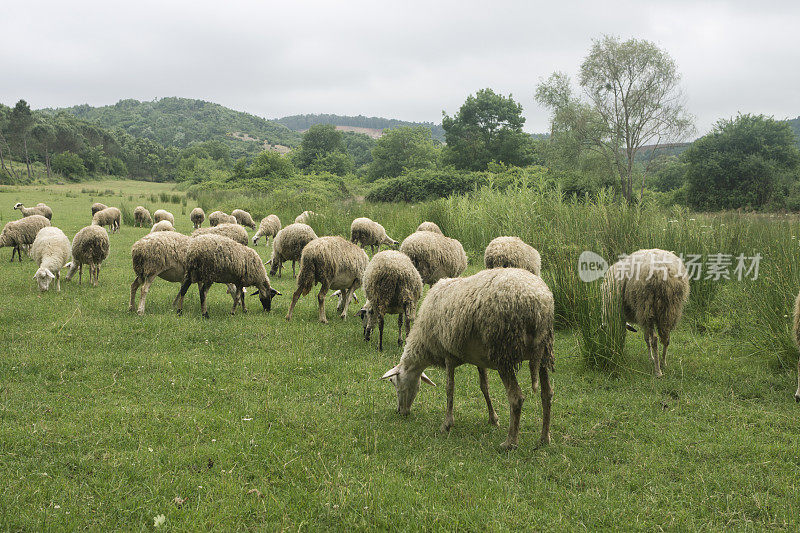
[
  {"xmin": 150, "ymin": 220, "xmax": 176, "ymax": 232},
  {"xmin": 416, "ymin": 221, "xmax": 443, "ymax": 234},
  {"xmin": 134, "ymin": 206, "xmax": 152, "ymax": 227},
  {"xmin": 484, "ymin": 236, "xmax": 541, "ymax": 275},
  {"xmin": 209, "ymin": 211, "xmax": 236, "ymax": 226},
  {"xmin": 31, "ymin": 227, "xmax": 71, "ymax": 292},
  {"xmin": 794, "ymin": 291, "xmax": 800, "ymax": 403},
  {"xmin": 294, "ymin": 210, "xmax": 315, "ymax": 225},
  {"xmin": 153, "ymin": 209, "xmax": 175, "ymax": 225},
  {"xmin": 231, "ymin": 209, "xmax": 256, "ymax": 229},
  {"xmin": 64, "ymin": 225, "xmax": 109, "ymax": 286},
  {"xmin": 350, "ymin": 217, "xmax": 399, "ymax": 255},
  {"xmin": 0, "ymin": 215, "xmax": 50, "ymax": 261},
  {"xmin": 175, "ymin": 234, "xmax": 280, "ymax": 318},
  {"xmin": 269, "ymin": 223, "xmax": 317, "ymax": 278},
  {"xmin": 252, "ymin": 214, "xmax": 281, "ymax": 246},
  {"xmin": 91, "ymin": 203, "xmax": 108, "ymax": 216},
  {"xmin": 380, "ymin": 268, "xmax": 555, "ymax": 450},
  {"xmin": 399, "ymin": 230, "xmax": 467, "ymax": 286},
  {"xmin": 192, "ymin": 223, "xmax": 248, "ymax": 245},
  {"xmin": 286, "ymin": 236, "xmax": 368, "ymax": 323},
  {"xmin": 190, "ymin": 207, "xmax": 205, "ymax": 229},
  {"xmin": 356, "ymin": 250, "xmax": 423, "ymax": 351},
  {"xmin": 601, "ymin": 249, "xmax": 690, "ymax": 378},
  {"xmin": 14, "ymin": 202, "xmax": 52, "ymax": 220},
  {"xmin": 92, "ymin": 207, "xmax": 121, "ymax": 233}
]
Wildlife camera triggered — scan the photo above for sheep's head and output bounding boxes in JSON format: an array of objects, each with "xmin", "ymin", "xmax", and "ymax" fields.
[
  {"xmin": 357, "ymin": 301, "xmax": 375, "ymax": 340},
  {"xmin": 13, "ymin": 202, "xmax": 23, "ymax": 210},
  {"xmin": 383, "ymin": 236, "xmax": 399, "ymax": 248},
  {"xmin": 381, "ymin": 363, "xmax": 435, "ymax": 416},
  {"xmin": 252, "ymin": 285, "xmax": 281, "ymax": 311},
  {"xmin": 33, "ymin": 268, "xmax": 55, "ymax": 291}
]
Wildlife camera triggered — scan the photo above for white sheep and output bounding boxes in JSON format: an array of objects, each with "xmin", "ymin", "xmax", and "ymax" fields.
[
  {"xmin": 231, "ymin": 209, "xmax": 256, "ymax": 229},
  {"xmin": 350, "ymin": 217, "xmax": 399, "ymax": 255},
  {"xmin": 484, "ymin": 236, "xmax": 541, "ymax": 275},
  {"xmin": 269, "ymin": 223, "xmax": 317, "ymax": 277},
  {"xmin": 357, "ymin": 250, "xmax": 423, "ymax": 351},
  {"xmin": 285, "ymin": 236, "xmax": 368, "ymax": 323},
  {"xmin": 134, "ymin": 206, "xmax": 152, "ymax": 227},
  {"xmin": 153, "ymin": 209, "xmax": 175, "ymax": 225},
  {"xmin": 150, "ymin": 220, "xmax": 176, "ymax": 232},
  {"xmin": 190, "ymin": 207, "xmax": 205, "ymax": 229},
  {"xmin": 64, "ymin": 225, "xmax": 109, "ymax": 286},
  {"xmin": 14, "ymin": 202, "xmax": 52, "ymax": 220},
  {"xmin": 209, "ymin": 210, "xmax": 236, "ymax": 226},
  {"xmin": 381, "ymin": 268, "xmax": 555, "ymax": 450},
  {"xmin": 252, "ymin": 215, "xmax": 281, "ymax": 246},
  {"xmin": 416, "ymin": 221, "xmax": 443, "ymax": 234},
  {"xmin": 92, "ymin": 207, "xmax": 121, "ymax": 233},
  {"xmin": 91, "ymin": 203, "xmax": 108, "ymax": 216},
  {"xmin": 192, "ymin": 223, "xmax": 248, "ymax": 245},
  {"xmin": 0, "ymin": 215, "xmax": 50, "ymax": 261},
  {"xmin": 31, "ymin": 226, "xmax": 71, "ymax": 292},
  {"xmin": 399, "ymin": 230, "xmax": 467, "ymax": 286},
  {"xmin": 294, "ymin": 210, "xmax": 316, "ymax": 225}
]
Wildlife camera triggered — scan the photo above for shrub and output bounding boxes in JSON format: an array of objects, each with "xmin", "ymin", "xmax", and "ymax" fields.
[{"xmin": 52, "ymin": 151, "xmax": 87, "ymax": 180}]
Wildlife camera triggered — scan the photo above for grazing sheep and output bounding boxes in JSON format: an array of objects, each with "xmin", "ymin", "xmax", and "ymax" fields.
[
  {"xmin": 286, "ymin": 236, "xmax": 368, "ymax": 323},
  {"xmin": 209, "ymin": 210, "xmax": 236, "ymax": 226},
  {"xmin": 269, "ymin": 223, "xmax": 317, "ymax": 278},
  {"xmin": 150, "ymin": 220, "xmax": 176, "ymax": 232},
  {"xmin": 484, "ymin": 236, "xmax": 541, "ymax": 275},
  {"xmin": 14, "ymin": 202, "xmax": 52, "ymax": 220},
  {"xmin": 175, "ymin": 234, "xmax": 280, "ymax": 317},
  {"xmin": 357, "ymin": 250, "xmax": 423, "ymax": 351},
  {"xmin": 0, "ymin": 215, "xmax": 50, "ymax": 262},
  {"xmin": 153, "ymin": 209, "xmax": 175, "ymax": 225},
  {"xmin": 134, "ymin": 206, "xmax": 152, "ymax": 227},
  {"xmin": 129, "ymin": 232, "xmax": 242, "ymax": 315},
  {"xmin": 602, "ymin": 249, "xmax": 690, "ymax": 378},
  {"xmin": 252, "ymin": 215, "xmax": 281, "ymax": 246},
  {"xmin": 192, "ymin": 223, "xmax": 248, "ymax": 246},
  {"xmin": 294, "ymin": 210, "xmax": 315, "ymax": 225},
  {"xmin": 399, "ymin": 231, "xmax": 467, "ymax": 286},
  {"xmin": 92, "ymin": 207, "xmax": 121, "ymax": 233},
  {"xmin": 31, "ymin": 227, "xmax": 71, "ymax": 292},
  {"xmin": 350, "ymin": 217, "xmax": 399, "ymax": 255},
  {"xmin": 64, "ymin": 225, "xmax": 109, "ymax": 286},
  {"xmin": 381, "ymin": 268, "xmax": 555, "ymax": 450},
  {"xmin": 231, "ymin": 209, "xmax": 256, "ymax": 229},
  {"xmin": 91, "ymin": 203, "xmax": 108, "ymax": 216},
  {"xmin": 416, "ymin": 221, "xmax": 443, "ymax": 234},
  {"xmin": 190, "ymin": 207, "xmax": 205, "ymax": 229}
]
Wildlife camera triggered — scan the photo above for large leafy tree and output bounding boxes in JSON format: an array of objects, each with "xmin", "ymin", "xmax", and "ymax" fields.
[
  {"xmin": 293, "ymin": 124, "xmax": 353, "ymax": 176},
  {"xmin": 685, "ymin": 114, "xmax": 800, "ymax": 210},
  {"xmin": 367, "ymin": 126, "xmax": 437, "ymax": 181},
  {"xmin": 536, "ymin": 36, "xmax": 694, "ymax": 201},
  {"xmin": 442, "ymin": 89, "xmax": 534, "ymax": 170},
  {"xmin": 10, "ymin": 100, "xmax": 34, "ymax": 180}
]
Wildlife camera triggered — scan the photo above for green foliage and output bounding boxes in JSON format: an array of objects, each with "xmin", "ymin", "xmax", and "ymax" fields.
[
  {"xmin": 647, "ymin": 156, "xmax": 687, "ymax": 192},
  {"xmin": 342, "ymin": 131, "xmax": 375, "ymax": 168},
  {"xmin": 276, "ymin": 113, "xmax": 446, "ymax": 141},
  {"xmin": 51, "ymin": 151, "xmax": 86, "ymax": 179},
  {"xmin": 686, "ymin": 114, "xmax": 800, "ymax": 210},
  {"xmin": 247, "ymin": 150, "xmax": 298, "ymax": 182},
  {"xmin": 367, "ymin": 126, "xmax": 437, "ymax": 181}
]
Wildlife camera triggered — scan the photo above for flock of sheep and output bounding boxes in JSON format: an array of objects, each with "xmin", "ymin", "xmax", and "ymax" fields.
[{"xmin": 3, "ymin": 199, "xmax": 798, "ymax": 449}]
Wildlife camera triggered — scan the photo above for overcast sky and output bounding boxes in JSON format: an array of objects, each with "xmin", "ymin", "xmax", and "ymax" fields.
[{"xmin": 1, "ymin": 0, "xmax": 798, "ymax": 136}]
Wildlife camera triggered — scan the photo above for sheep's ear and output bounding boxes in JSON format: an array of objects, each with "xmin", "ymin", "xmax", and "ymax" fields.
[
  {"xmin": 420, "ymin": 372, "xmax": 436, "ymax": 387},
  {"xmin": 270, "ymin": 288, "xmax": 281, "ymax": 297},
  {"xmin": 381, "ymin": 365, "xmax": 401, "ymax": 380},
  {"xmin": 356, "ymin": 308, "xmax": 366, "ymax": 319}
]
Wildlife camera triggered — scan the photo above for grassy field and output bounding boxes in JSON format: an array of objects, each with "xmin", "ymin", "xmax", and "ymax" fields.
[{"xmin": 1, "ymin": 180, "xmax": 799, "ymax": 530}]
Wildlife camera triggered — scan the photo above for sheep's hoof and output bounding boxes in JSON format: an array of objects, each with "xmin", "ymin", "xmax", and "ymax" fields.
[
  {"xmin": 175, "ymin": 309, "xmax": 182, "ymax": 316},
  {"xmin": 538, "ymin": 433, "xmax": 551, "ymax": 447},
  {"xmin": 795, "ymin": 393, "xmax": 800, "ymax": 403},
  {"xmin": 319, "ymin": 318, "xmax": 329, "ymax": 324},
  {"xmin": 137, "ymin": 309, "xmax": 146, "ymax": 316},
  {"xmin": 489, "ymin": 414, "xmax": 500, "ymax": 427},
  {"xmin": 440, "ymin": 419, "xmax": 453, "ymax": 434},
  {"xmin": 499, "ymin": 441, "xmax": 518, "ymax": 452},
  {"xmin": 202, "ymin": 312, "xmax": 209, "ymax": 319},
  {"xmin": 655, "ymin": 371, "xmax": 664, "ymax": 378}
]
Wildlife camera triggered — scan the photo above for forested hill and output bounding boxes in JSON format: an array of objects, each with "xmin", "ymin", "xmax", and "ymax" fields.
[
  {"xmin": 276, "ymin": 113, "xmax": 446, "ymax": 141},
  {"xmin": 47, "ymin": 97, "xmax": 302, "ymax": 151},
  {"xmin": 789, "ymin": 116, "xmax": 800, "ymax": 142}
]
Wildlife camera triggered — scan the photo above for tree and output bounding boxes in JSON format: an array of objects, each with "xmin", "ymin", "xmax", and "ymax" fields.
[
  {"xmin": 10, "ymin": 100, "xmax": 34, "ymax": 180},
  {"xmin": 685, "ymin": 114, "xmax": 800, "ymax": 210},
  {"xmin": 367, "ymin": 126, "xmax": 437, "ymax": 181},
  {"xmin": 536, "ymin": 36, "xmax": 694, "ymax": 201},
  {"xmin": 293, "ymin": 124, "xmax": 352, "ymax": 175},
  {"xmin": 441, "ymin": 89, "xmax": 534, "ymax": 170},
  {"xmin": 52, "ymin": 151, "xmax": 86, "ymax": 180}
]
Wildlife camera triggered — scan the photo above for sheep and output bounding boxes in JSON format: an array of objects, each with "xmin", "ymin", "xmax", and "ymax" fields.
[
  {"xmin": 14, "ymin": 202, "xmax": 52, "ymax": 220},
  {"xmin": 91, "ymin": 202, "xmax": 108, "ymax": 216},
  {"xmin": 252, "ymin": 215, "xmax": 281, "ymax": 246},
  {"xmin": 286, "ymin": 236, "xmax": 368, "ymax": 323},
  {"xmin": 190, "ymin": 207, "xmax": 205, "ymax": 229},
  {"xmin": 192, "ymin": 223, "xmax": 248, "ymax": 245},
  {"xmin": 134, "ymin": 206, "xmax": 152, "ymax": 227},
  {"xmin": 794, "ymin": 291, "xmax": 800, "ymax": 403},
  {"xmin": 231, "ymin": 209, "xmax": 256, "ymax": 229},
  {"xmin": 92, "ymin": 207, "xmax": 121, "ymax": 233},
  {"xmin": 356, "ymin": 250, "xmax": 423, "ymax": 351},
  {"xmin": 150, "ymin": 220, "xmax": 176, "ymax": 232},
  {"xmin": 209, "ymin": 211, "xmax": 236, "ymax": 226},
  {"xmin": 294, "ymin": 210, "xmax": 315, "ymax": 225},
  {"xmin": 175, "ymin": 234, "xmax": 281, "ymax": 318},
  {"xmin": 0, "ymin": 215, "xmax": 50, "ymax": 262},
  {"xmin": 380, "ymin": 267, "xmax": 555, "ymax": 450},
  {"xmin": 399, "ymin": 231, "xmax": 467, "ymax": 286},
  {"xmin": 129, "ymin": 231, "xmax": 241, "ymax": 315},
  {"xmin": 484, "ymin": 236, "xmax": 541, "ymax": 275},
  {"xmin": 350, "ymin": 217, "xmax": 399, "ymax": 255},
  {"xmin": 601, "ymin": 249, "xmax": 690, "ymax": 378},
  {"xmin": 153, "ymin": 209, "xmax": 175, "ymax": 225},
  {"xmin": 64, "ymin": 225, "xmax": 109, "ymax": 286},
  {"xmin": 269, "ymin": 223, "xmax": 317, "ymax": 278},
  {"xmin": 416, "ymin": 221, "xmax": 443, "ymax": 234},
  {"xmin": 31, "ymin": 227, "xmax": 71, "ymax": 292}
]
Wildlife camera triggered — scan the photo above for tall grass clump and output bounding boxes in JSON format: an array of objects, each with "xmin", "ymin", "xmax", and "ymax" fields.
[
  {"xmin": 119, "ymin": 204, "xmax": 135, "ymax": 226},
  {"xmin": 576, "ymin": 275, "xmax": 627, "ymax": 373}
]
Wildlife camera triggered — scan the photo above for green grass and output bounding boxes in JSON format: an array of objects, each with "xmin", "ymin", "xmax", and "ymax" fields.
[{"xmin": 0, "ymin": 181, "xmax": 799, "ymax": 530}]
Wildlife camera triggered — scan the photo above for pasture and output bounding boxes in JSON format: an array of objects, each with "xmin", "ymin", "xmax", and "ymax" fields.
[{"xmin": 0, "ymin": 180, "xmax": 799, "ymax": 530}]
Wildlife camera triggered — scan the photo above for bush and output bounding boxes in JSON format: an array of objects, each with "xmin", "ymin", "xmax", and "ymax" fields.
[{"xmin": 52, "ymin": 151, "xmax": 87, "ymax": 180}]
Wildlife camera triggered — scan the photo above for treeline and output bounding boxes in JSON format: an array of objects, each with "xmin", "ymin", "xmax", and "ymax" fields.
[{"xmin": 276, "ymin": 113, "xmax": 447, "ymax": 142}]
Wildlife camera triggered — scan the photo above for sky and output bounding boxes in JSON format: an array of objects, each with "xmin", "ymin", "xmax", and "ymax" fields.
[{"xmin": 1, "ymin": 0, "xmax": 798, "ymax": 136}]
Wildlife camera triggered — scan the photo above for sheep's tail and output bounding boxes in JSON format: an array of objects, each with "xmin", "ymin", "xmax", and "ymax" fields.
[{"xmin": 295, "ymin": 255, "xmax": 316, "ymax": 296}]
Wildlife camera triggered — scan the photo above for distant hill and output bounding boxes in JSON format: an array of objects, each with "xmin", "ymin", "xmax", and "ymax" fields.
[{"xmin": 276, "ymin": 113, "xmax": 446, "ymax": 142}]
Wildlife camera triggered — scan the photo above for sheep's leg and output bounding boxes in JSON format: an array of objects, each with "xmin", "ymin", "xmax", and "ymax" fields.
[
  {"xmin": 129, "ymin": 275, "xmax": 143, "ymax": 311},
  {"xmin": 199, "ymin": 282, "xmax": 212, "ymax": 318},
  {"xmin": 231, "ymin": 285, "xmax": 240, "ymax": 315},
  {"xmin": 11, "ymin": 246, "xmax": 18, "ymax": 262},
  {"xmin": 648, "ymin": 326, "xmax": 663, "ymax": 378},
  {"xmin": 397, "ymin": 313, "xmax": 404, "ymax": 346},
  {"xmin": 441, "ymin": 356, "xmax": 456, "ymax": 433},
  {"xmin": 658, "ymin": 326, "xmax": 670, "ymax": 371},
  {"xmin": 339, "ymin": 285, "xmax": 358, "ymax": 319},
  {"xmin": 292, "ymin": 260, "xmax": 296, "ymax": 278},
  {"xmin": 378, "ymin": 314, "xmax": 384, "ymax": 351},
  {"xmin": 796, "ymin": 354, "xmax": 800, "ymax": 402},
  {"xmin": 175, "ymin": 276, "xmax": 192, "ymax": 316},
  {"xmin": 479, "ymin": 367, "xmax": 499, "ymax": 426},
  {"xmin": 239, "ymin": 286, "xmax": 247, "ymax": 313},
  {"xmin": 538, "ymin": 363, "xmax": 553, "ymax": 446},
  {"xmin": 286, "ymin": 287, "xmax": 302, "ymax": 321},
  {"xmin": 498, "ymin": 368, "xmax": 524, "ymax": 451},
  {"xmin": 55, "ymin": 271, "xmax": 60, "ymax": 292},
  {"xmin": 78, "ymin": 264, "xmax": 83, "ymax": 285},
  {"xmin": 317, "ymin": 283, "xmax": 330, "ymax": 324},
  {"xmin": 137, "ymin": 274, "xmax": 158, "ymax": 315}
]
